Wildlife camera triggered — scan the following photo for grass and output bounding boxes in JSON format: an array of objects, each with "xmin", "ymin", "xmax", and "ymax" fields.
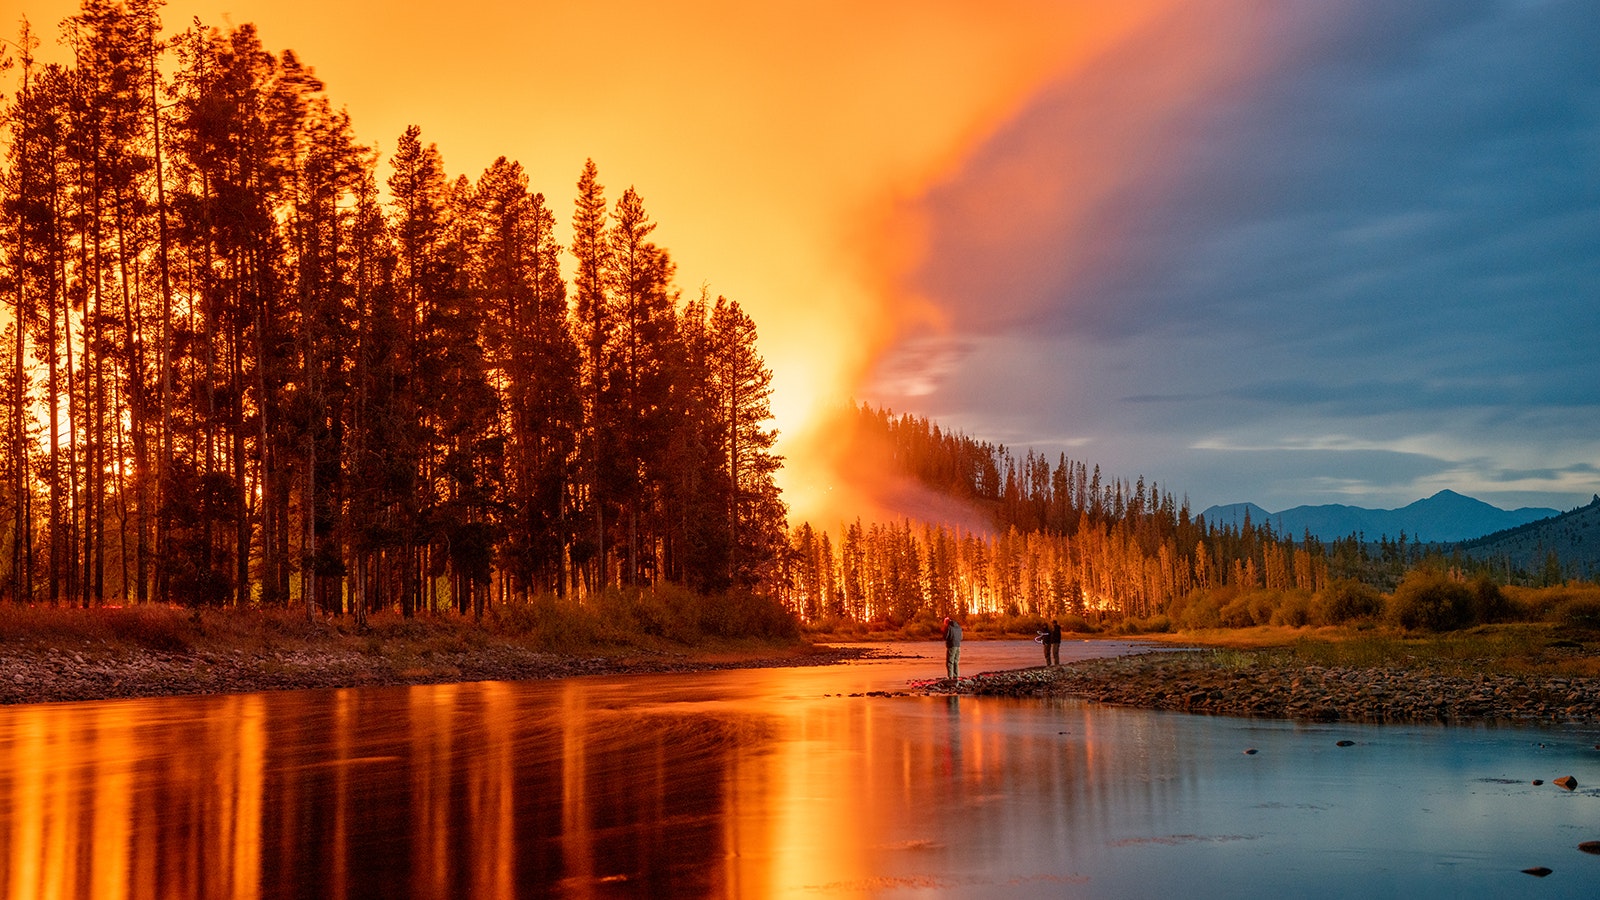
[
  {"xmin": 0, "ymin": 587, "xmax": 807, "ymax": 664},
  {"xmin": 13, "ymin": 596, "xmax": 1590, "ymax": 680},
  {"xmin": 1140, "ymin": 622, "xmax": 1600, "ymax": 677}
]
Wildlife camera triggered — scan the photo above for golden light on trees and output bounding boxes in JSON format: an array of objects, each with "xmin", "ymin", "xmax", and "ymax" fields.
[
  {"xmin": 7, "ymin": 0, "xmax": 1190, "ymax": 531},
  {"xmin": 4, "ymin": 0, "xmax": 1298, "ymax": 615}
]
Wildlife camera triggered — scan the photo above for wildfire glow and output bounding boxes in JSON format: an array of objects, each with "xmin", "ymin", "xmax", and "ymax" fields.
[{"xmin": 9, "ymin": 0, "xmax": 1206, "ymax": 527}]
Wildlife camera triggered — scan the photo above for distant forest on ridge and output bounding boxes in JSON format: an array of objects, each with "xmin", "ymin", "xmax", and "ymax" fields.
[{"xmin": 777, "ymin": 406, "xmax": 1597, "ymax": 628}]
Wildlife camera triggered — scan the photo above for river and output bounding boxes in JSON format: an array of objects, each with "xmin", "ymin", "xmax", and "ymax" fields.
[{"xmin": 1, "ymin": 639, "xmax": 1598, "ymax": 898}]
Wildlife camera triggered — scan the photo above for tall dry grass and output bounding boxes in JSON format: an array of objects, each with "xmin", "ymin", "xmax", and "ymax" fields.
[{"xmin": 0, "ymin": 587, "xmax": 802, "ymax": 659}]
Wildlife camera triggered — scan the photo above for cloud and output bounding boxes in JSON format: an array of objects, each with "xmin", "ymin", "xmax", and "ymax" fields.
[{"xmin": 870, "ymin": 0, "xmax": 1600, "ymax": 512}]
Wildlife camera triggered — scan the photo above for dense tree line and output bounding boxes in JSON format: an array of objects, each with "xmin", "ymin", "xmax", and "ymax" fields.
[
  {"xmin": 780, "ymin": 406, "xmax": 1573, "ymax": 625},
  {"xmin": 0, "ymin": 1, "xmax": 783, "ymax": 614}
]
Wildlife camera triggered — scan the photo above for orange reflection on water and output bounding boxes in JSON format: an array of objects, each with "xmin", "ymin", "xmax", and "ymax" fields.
[
  {"xmin": 1, "ymin": 697, "xmax": 265, "ymax": 900},
  {"xmin": 0, "ymin": 648, "xmax": 1137, "ymax": 898}
]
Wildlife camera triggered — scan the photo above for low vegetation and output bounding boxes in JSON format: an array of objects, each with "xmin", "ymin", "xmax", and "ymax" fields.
[
  {"xmin": 806, "ymin": 579, "xmax": 1600, "ymax": 678},
  {"xmin": 0, "ymin": 587, "xmax": 801, "ymax": 662}
]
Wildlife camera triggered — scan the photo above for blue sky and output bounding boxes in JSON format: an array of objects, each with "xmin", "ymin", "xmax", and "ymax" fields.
[{"xmin": 867, "ymin": 0, "xmax": 1599, "ymax": 513}]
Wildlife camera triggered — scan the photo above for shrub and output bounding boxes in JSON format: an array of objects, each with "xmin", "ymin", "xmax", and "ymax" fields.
[
  {"xmin": 1170, "ymin": 590, "xmax": 1224, "ymax": 630},
  {"xmin": 1057, "ymin": 614, "xmax": 1095, "ymax": 634},
  {"xmin": 803, "ymin": 616, "xmax": 866, "ymax": 639},
  {"xmin": 1139, "ymin": 614, "xmax": 1171, "ymax": 634},
  {"xmin": 1107, "ymin": 614, "xmax": 1169, "ymax": 635},
  {"xmin": 1507, "ymin": 584, "xmax": 1600, "ymax": 622},
  {"xmin": 1318, "ymin": 579, "xmax": 1384, "ymax": 624},
  {"xmin": 1468, "ymin": 577, "xmax": 1514, "ymax": 624},
  {"xmin": 1269, "ymin": 592, "xmax": 1315, "ymax": 627},
  {"xmin": 1220, "ymin": 590, "xmax": 1276, "ymax": 628},
  {"xmin": 903, "ymin": 613, "xmax": 941, "ymax": 640},
  {"xmin": 1553, "ymin": 597, "xmax": 1600, "ymax": 630},
  {"xmin": 691, "ymin": 588, "xmax": 801, "ymax": 641},
  {"xmin": 1387, "ymin": 570, "xmax": 1472, "ymax": 631}
]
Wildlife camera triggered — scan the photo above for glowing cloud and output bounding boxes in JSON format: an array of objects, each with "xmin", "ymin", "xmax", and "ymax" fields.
[{"xmin": 9, "ymin": 0, "xmax": 1203, "ymax": 526}]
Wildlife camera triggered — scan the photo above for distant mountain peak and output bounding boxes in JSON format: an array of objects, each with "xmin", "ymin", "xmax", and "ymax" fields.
[{"xmin": 1200, "ymin": 492, "xmax": 1559, "ymax": 543}]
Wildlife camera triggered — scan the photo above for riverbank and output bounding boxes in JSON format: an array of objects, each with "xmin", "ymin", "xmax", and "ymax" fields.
[
  {"xmin": 937, "ymin": 634, "xmax": 1600, "ymax": 725},
  {"xmin": 0, "ymin": 604, "xmax": 855, "ymax": 705},
  {"xmin": 0, "ymin": 640, "xmax": 874, "ymax": 705}
]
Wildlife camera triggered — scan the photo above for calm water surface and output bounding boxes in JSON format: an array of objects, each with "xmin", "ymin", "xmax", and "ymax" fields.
[{"xmin": 2, "ymin": 640, "xmax": 1598, "ymax": 898}]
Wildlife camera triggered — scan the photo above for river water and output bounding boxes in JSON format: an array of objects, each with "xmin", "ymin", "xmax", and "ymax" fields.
[{"xmin": 2, "ymin": 640, "xmax": 1598, "ymax": 899}]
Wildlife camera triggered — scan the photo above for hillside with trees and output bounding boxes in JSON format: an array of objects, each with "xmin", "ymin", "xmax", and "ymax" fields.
[
  {"xmin": 778, "ymin": 405, "xmax": 1598, "ymax": 629},
  {"xmin": 0, "ymin": 1, "xmax": 784, "ymax": 617},
  {"xmin": 1457, "ymin": 496, "xmax": 1600, "ymax": 583}
]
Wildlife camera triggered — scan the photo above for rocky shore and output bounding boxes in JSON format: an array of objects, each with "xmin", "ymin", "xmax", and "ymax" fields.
[
  {"xmin": 0, "ymin": 642, "xmax": 869, "ymax": 705},
  {"xmin": 933, "ymin": 650, "xmax": 1600, "ymax": 725}
]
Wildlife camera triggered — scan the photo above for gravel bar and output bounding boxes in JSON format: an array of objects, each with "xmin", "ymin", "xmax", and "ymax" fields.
[{"xmin": 925, "ymin": 650, "xmax": 1600, "ymax": 726}]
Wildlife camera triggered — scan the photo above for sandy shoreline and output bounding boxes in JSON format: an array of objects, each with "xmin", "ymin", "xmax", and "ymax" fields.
[{"xmin": 932, "ymin": 650, "xmax": 1600, "ymax": 726}]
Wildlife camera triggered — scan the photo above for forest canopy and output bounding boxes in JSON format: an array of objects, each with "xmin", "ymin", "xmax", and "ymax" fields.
[{"xmin": 0, "ymin": 0, "xmax": 785, "ymax": 616}]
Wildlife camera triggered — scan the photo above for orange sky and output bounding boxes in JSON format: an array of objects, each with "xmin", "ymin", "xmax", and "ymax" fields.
[{"xmin": 8, "ymin": 0, "xmax": 1185, "ymax": 526}]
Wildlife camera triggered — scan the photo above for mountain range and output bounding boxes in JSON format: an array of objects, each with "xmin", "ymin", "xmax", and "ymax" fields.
[{"xmin": 1199, "ymin": 490, "xmax": 1560, "ymax": 543}]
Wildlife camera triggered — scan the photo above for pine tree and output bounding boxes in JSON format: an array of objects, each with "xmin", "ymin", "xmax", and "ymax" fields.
[
  {"xmin": 473, "ymin": 158, "xmax": 579, "ymax": 598},
  {"xmin": 708, "ymin": 295, "xmax": 783, "ymax": 588},
  {"xmin": 568, "ymin": 159, "xmax": 608, "ymax": 593},
  {"xmin": 603, "ymin": 185, "xmax": 675, "ymax": 586},
  {"xmin": 386, "ymin": 124, "xmax": 451, "ymax": 614},
  {"xmin": 660, "ymin": 288, "xmax": 728, "ymax": 591}
]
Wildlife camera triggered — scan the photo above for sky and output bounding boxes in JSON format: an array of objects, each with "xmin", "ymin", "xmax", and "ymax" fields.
[{"xmin": 9, "ymin": 0, "xmax": 1598, "ymax": 523}]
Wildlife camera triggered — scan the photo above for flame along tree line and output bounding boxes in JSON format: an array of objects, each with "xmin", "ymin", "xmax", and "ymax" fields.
[
  {"xmin": 0, "ymin": 1, "xmax": 786, "ymax": 617},
  {"xmin": 778, "ymin": 406, "xmax": 1567, "ymax": 628}
]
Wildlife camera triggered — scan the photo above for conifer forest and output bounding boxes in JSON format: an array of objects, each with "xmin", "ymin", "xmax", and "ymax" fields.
[
  {"xmin": 0, "ymin": 1, "xmax": 784, "ymax": 616},
  {"xmin": 0, "ymin": 1, "xmax": 1580, "ymax": 629}
]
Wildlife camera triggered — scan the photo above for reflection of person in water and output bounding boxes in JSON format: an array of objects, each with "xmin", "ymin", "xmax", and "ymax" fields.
[
  {"xmin": 940, "ymin": 694, "xmax": 962, "ymax": 776},
  {"xmin": 942, "ymin": 616, "xmax": 963, "ymax": 680}
]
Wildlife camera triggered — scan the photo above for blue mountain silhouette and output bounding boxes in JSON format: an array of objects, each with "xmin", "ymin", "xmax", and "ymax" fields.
[{"xmin": 1199, "ymin": 490, "xmax": 1558, "ymax": 543}]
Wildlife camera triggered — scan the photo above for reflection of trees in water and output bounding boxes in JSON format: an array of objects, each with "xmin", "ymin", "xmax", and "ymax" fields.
[
  {"xmin": 0, "ymin": 695, "xmax": 266, "ymax": 899},
  {"xmin": 0, "ymin": 681, "xmax": 772, "ymax": 899}
]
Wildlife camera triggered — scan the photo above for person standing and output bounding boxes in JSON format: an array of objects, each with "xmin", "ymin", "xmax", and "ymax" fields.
[
  {"xmin": 1048, "ymin": 618, "xmax": 1062, "ymax": 666},
  {"xmin": 942, "ymin": 616, "xmax": 964, "ymax": 680}
]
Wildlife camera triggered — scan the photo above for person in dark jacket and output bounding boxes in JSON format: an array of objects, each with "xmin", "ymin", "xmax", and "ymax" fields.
[
  {"xmin": 1048, "ymin": 618, "xmax": 1062, "ymax": 666},
  {"xmin": 942, "ymin": 617, "xmax": 963, "ymax": 680}
]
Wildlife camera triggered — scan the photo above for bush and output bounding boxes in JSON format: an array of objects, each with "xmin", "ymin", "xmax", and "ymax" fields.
[
  {"xmin": 1169, "ymin": 590, "xmax": 1225, "ymax": 630},
  {"xmin": 1468, "ymin": 577, "xmax": 1514, "ymax": 624},
  {"xmin": 1106, "ymin": 614, "xmax": 1169, "ymax": 635},
  {"xmin": 1387, "ymin": 570, "xmax": 1472, "ymax": 631},
  {"xmin": 1553, "ymin": 597, "xmax": 1600, "ymax": 630},
  {"xmin": 1057, "ymin": 614, "xmax": 1095, "ymax": 634},
  {"xmin": 1138, "ymin": 614, "xmax": 1171, "ymax": 634},
  {"xmin": 1270, "ymin": 592, "xmax": 1315, "ymax": 627},
  {"xmin": 903, "ymin": 613, "xmax": 942, "ymax": 640},
  {"xmin": 802, "ymin": 616, "xmax": 866, "ymax": 639},
  {"xmin": 483, "ymin": 585, "xmax": 801, "ymax": 649},
  {"xmin": 1318, "ymin": 579, "xmax": 1384, "ymax": 624},
  {"xmin": 1220, "ymin": 590, "xmax": 1276, "ymax": 628},
  {"xmin": 688, "ymin": 587, "xmax": 802, "ymax": 641},
  {"xmin": 1506, "ymin": 584, "xmax": 1600, "ymax": 622}
]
